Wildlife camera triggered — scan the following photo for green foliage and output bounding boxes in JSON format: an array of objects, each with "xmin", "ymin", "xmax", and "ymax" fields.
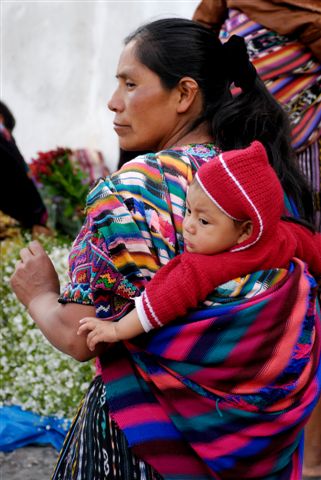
[{"xmin": 29, "ymin": 148, "xmax": 90, "ymax": 238}]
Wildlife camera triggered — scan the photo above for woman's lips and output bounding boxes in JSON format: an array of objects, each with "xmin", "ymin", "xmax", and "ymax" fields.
[{"xmin": 113, "ymin": 123, "xmax": 130, "ymax": 133}]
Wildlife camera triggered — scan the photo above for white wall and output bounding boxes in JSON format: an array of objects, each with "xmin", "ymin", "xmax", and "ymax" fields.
[{"xmin": 1, "ymin": 0, "xmax": 199, "ymax": 172}]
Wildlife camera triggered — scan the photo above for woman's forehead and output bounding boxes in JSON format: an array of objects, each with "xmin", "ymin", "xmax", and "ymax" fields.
[{"xmin": 117, "ymin": 42, "xmax": 147, "ymax": 77}]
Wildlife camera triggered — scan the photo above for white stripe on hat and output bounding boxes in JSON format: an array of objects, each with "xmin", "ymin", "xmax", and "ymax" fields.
[
  {"xmin": 195, "ymin": 171, "xmax": 240, "ymax": 221},
  {"xmin": 196, "ymin": 153, "xmax": 264, "ymax": 251}
]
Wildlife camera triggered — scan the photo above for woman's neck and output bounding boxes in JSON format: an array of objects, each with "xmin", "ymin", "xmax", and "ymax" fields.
[{"xmin": 161, "ymin": 122, "xmax": 213, "ymax": 150}]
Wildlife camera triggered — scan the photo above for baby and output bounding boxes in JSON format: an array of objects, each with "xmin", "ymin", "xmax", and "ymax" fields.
[{"xmin": 78, "ymin": 141, "xmax": 321, "ymax": 349}]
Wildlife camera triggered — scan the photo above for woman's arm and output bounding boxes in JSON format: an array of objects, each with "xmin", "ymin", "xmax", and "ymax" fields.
[{"xmin": 10, "ymin": 240, "xmax": 104, "ymax": 361}]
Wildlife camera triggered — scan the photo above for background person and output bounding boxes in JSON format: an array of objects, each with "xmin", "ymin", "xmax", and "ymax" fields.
[
  {"xmin": 10, "ymin": 19, "xmax": 320, "ymax": 479},
  {"xmin": 0, "ymin": 101, "xmax": 52, "ymax": 239}
]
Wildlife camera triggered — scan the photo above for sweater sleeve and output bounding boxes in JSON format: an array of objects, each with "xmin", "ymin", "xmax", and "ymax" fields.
[
  {"xmin": 138, "ymin": 249, "xmax": 270, "ymax": 330},
  {"xmin": 137, "ymin": 221, "xmax": 321, "ymax": 330}
]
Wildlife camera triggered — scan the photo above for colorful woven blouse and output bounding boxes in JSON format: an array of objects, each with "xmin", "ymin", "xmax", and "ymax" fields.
[{"xmin": 60, "ymin": 144, "xmax": 321, "ymax": 479}]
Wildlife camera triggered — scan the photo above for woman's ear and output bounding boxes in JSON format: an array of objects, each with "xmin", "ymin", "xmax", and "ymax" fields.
[
  {"xmin": 176, "ymin": 77, "xmax": 200, "ymax": 113},
  {"xmin": 236, "ymin": 221, "xmax": 253, "ymax": 244}
]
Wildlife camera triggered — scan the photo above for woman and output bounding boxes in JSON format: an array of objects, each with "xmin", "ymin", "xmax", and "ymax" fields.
[{"xmin": 11, "ymin": 19, "xmax": 320, "ymax": 479}]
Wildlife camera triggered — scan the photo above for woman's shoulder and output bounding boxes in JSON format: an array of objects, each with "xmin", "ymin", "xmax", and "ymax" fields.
[
  {"xmin": 157, "ymin": 143, "xmax": 220, "ymax": 166},
  {"xmin": 115, "ymin": 143, "xmax": 220, "ymax": 187},
  {"xmin": 138, "ymin": 143, "xmax": 221, "ymax": 176},
  {"xmin": 116, "ymin": 143, "xmax": 220, "ymax": 168},
  {"xmin": 86, "ymin": 143, "xmax": 220, "ymax": 208}
]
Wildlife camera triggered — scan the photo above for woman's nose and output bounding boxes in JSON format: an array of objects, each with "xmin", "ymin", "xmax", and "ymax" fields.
[{"xmin": 107, "ymin": 89, "xmax": 123, "ymax": 112}]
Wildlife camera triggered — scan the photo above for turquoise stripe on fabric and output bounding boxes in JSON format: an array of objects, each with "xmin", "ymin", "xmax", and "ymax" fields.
[{"xmin": 203, "ymin": 301, "xmax": 268, "ymax": 363}]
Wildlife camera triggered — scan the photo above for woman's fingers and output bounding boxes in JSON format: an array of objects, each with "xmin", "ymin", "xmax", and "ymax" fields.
[
  {"xmin": 19, "ymin": 241, "xmax": 44, "ymax": 261},
  {"xmin": 28, "ymin": 240, "xmax": 46, "ymax": 255},
  {"xmin": 10, "ymin": 241, "xmax": 60, "ymax": 307},
  {"xmin": 20, "ymin": 247, "xmax": 33, "ymax": 262}
]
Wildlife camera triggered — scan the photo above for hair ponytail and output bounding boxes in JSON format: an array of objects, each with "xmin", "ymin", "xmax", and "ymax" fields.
[
  {"xmin": 209, "ymin": 76, "xmax": 314, "ymax": 222},
  {"xmin": 204, "ymin": 36, "xmax": 313, "ymax": 222}
]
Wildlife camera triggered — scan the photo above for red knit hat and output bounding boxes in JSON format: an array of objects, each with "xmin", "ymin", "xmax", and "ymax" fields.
[{"xmin": 195, "ymin": 141, "xmax": 284, "ymax": 251}]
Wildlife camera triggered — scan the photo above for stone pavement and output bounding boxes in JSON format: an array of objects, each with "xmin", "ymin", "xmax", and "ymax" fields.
[
  {"xmin": 1, "ymin": 446, "xmax": 321, "ymax": 479},
  {"xmin": 0, "ymin": 446, "xmax": 58, "ymax": 480}
]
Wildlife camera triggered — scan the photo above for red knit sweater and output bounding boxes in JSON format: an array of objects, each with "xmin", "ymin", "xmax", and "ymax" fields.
[{"xmin": 136, "ymin": 221, "xmax": 321, "ymax": 331}]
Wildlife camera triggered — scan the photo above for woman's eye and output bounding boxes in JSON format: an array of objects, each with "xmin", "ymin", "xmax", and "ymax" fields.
[
  {"xmin": 126, "ymin": 82, "xmax": 136, "ymax": 89},
  {"xmin": 199, "ymin": 218, "xmax": 208, "ymax": 225}
]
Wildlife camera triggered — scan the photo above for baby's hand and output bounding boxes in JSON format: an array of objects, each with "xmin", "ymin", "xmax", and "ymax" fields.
[{"xmin": 77, "ymin": 317, "xmax": 118, "ymax": 350}]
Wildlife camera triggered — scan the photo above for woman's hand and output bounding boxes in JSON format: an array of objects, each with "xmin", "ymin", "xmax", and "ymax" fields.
[
  {"xmin": 10, "ymin": 240, "xmax": 60, "ymax": 308},
  {"xmin": 10, "ymin": 240, "xmax": 102, "ymax": 361}
]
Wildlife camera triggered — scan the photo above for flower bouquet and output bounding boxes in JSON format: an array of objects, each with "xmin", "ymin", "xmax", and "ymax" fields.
[
  {"xmin": 1, "ymin": 233, "xmax": 94, "ymax": 418},
  {"xmin": 29, "ymin": 148, "xmax": 91, "ymax": 237}
]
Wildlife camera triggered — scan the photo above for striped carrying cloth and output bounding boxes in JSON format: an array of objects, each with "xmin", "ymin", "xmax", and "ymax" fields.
[
  {"xmin": 104, "ymin": 259, "xmax": 320, "ymax": 480},
  {"xmin": 221, "ymin": 9, "xmax": 321, "ymax": 231},
  {"xmin": 60, "ymin": 144, "xmax": 321, "ymax": 479}
]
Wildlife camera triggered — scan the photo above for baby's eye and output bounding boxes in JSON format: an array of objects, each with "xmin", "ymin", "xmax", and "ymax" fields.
[
  {"xmin": 186, "ymin": 207, "xmax": 191, "ymax": 215},
  {"xmin": 199, "ymin": 218, "xmax": 209, "ymax": 225}
]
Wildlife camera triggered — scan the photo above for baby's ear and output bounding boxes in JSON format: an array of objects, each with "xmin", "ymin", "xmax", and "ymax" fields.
[{"xmin": 236, "ymin": 221, "xmax": 253, "ymax": 244}]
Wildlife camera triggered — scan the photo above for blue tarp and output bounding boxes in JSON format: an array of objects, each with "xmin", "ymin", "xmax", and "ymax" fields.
[{"xmin": 0, "ymin": 405, "xmax": 70, "ymax": 452}]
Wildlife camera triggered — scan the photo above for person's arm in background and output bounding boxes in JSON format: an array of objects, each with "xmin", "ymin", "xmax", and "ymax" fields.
[
  {"xmin": 10, "ymin": 240, "xmax": 106, "ymax": 361},
  {"xmin": 192, "ymin": 0, "xmax": 228, "ymax": 33},
  {"xmin": 192, "ymin": 0, "xmax": 321, "ymax": 63}
]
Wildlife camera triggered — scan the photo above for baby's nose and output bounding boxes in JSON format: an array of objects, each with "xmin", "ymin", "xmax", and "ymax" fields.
[{"xmin": 184, "ymin": 218, "xmax": 195, "ymax": 233}]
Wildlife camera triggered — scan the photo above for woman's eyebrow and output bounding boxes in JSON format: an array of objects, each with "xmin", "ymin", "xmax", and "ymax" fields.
[{"xmin": 116, "ymin": 67, "xmax": 136, "ymax": 80}]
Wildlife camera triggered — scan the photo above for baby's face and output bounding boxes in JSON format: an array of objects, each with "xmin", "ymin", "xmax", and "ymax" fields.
[{"xmin": 183, "ymin": 182, "xmax": 243, "ymax": 255}]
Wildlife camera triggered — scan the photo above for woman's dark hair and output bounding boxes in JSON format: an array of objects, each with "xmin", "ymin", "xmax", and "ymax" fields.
[
  {"xmin": 118, "ymin": 148, "xmax": 149, "ymax": 170},
  {"xmin": 0, "ymin": 101, "xmax": 16, "ymax": 132},
  {"xmin": 125, "ymin": 18, "xmax": 314, "ymax": 223}
]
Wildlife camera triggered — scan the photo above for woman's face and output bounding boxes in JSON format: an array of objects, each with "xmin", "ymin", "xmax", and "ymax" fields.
[{"xmin": 108, "ymin": 41, "xmax": 182, "ymax": 152}]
